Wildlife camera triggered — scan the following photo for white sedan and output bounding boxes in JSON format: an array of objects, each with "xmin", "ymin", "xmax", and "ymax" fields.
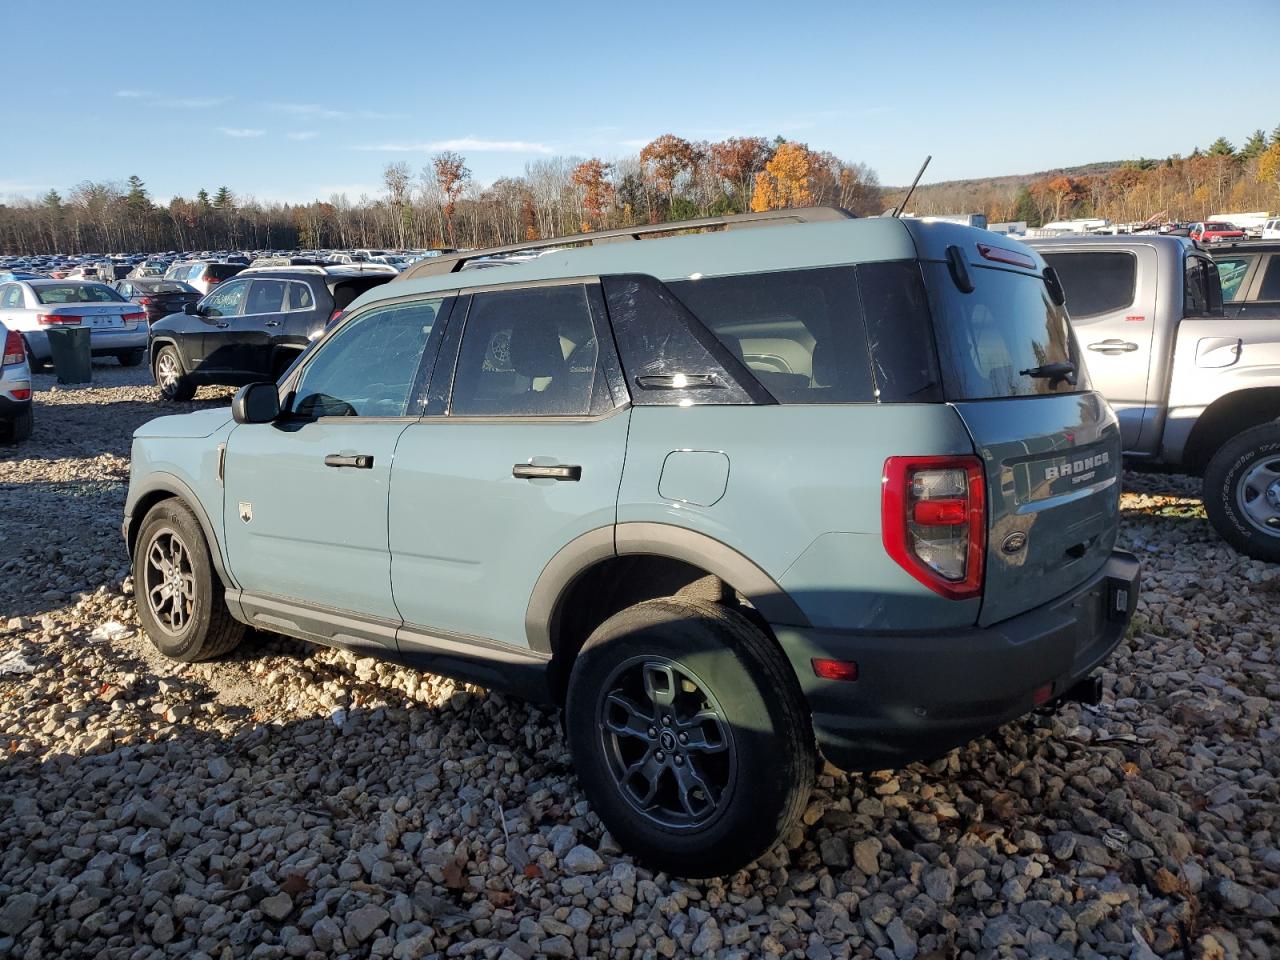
[{"xmin": 0, "ymin": 279, "xmax": 148, "ymax": 370}]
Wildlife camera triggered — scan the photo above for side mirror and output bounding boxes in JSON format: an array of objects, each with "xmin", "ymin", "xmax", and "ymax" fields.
[
  {"xmin": 232, "ymin": 383, "xmax": 281, "ymax": 424},
  {"xmin": 1043, "ymin": 266, "xmax": 1067, "ymax": 306},
  {"xmin": 183, "ymin": 302, "xmax": 199, "ymax": 315}
]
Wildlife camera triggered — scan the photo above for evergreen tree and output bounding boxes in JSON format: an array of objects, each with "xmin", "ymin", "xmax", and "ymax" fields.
[
  {"xmin": 125, "ymin": 175, "xmax": 150, "ymax": 216},
  {"xmin": 196, "ymin": 189, "xmax": 212, "ymax": 210},
  {"xmin": 213, "ymin": 186, "xmax": 234, "ymax": 210},
  {"xmin": 1207, "ymin": 137, "xmax": 1235, "ymax": 157},
  {"xmin": 1240, "ymin": 130, "xmax": 1268, "ymax": 160},
  {"xmin": 1013, "ymin": 186, "xmax": 1039, "ymax": 226},
  {"xmin": 42, "ymin": 189, "xmax": 62, "ymax": 211},
  {"xmin": 1272, "ymin": 124, "xmax": 1280, "ymax": 146}
]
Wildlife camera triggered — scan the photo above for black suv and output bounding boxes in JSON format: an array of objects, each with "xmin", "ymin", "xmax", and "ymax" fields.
[{"xmin": 148, "ymin": 266, "xmax": 395, "ymax": 400}]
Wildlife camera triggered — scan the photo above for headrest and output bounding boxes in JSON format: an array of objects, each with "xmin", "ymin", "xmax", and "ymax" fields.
[
  {"xmin": 811, "ymin": 340, "xmax": 836, "ymax": 387},
  {"xmin": 509, "ymin": 323, "xmax": 566, "ymax": 379}
]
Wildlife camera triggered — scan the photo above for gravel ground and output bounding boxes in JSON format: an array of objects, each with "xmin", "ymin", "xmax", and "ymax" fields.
[{"xmin": 0, "ymin": 365, "xmax": 1277, "ymax": 960}]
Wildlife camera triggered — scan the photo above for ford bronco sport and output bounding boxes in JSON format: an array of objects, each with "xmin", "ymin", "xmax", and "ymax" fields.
[
  {"xmin": 124, "ymin": 209, "xmax": 1140, "ymax": 876},
  {"xmin": 1029, "ymin": 235, "xmax": 1280, "ymax": 561}
]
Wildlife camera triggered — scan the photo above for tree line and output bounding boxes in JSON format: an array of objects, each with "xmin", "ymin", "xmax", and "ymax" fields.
[
  {"xmin": 901, "ymin": 126, "xmax": 1280, "ymax": 226},
  {"xmin": 0, "ymin": 135, "xmax": 881, "ymax": 255}
]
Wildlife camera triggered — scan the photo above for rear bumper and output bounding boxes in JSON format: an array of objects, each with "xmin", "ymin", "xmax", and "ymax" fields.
[
  {"xmin": 0, "ymin": 394, "xmax": 32, "ymax": 417},
  {"xmin": 24, "ymin": 326, "xmax": 147, "ymax": 360},
  {"xmin": 773, "ymin": 550, "xmax": 1140, "ymax": 771}
]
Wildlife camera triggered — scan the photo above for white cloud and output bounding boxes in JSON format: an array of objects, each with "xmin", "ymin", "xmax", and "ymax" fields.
[
  {"xmin": 357, "ymin": 137, "xmax": 553, "ymax": 155},
  {"xmin": 267, "ymin": 103, "xmax": 403, "ymax": 122},
  {"xmin": 220, "ymin": 127, "xmax": 266, "ymax": 138},
  {"xmin": 157, "ymin": 96, "xmax": 231, "ymax": 109},
  {"xmin": 287, "ymin": 131, "xmax": 318, "ymax": 141},
  {"xmin": 115, "ymin": 89, "xmax": 151, "ymax": 98}
]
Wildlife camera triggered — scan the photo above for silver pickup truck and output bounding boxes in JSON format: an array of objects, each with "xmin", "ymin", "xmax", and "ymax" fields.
[{"xmin": 1028, "ymin": 235, "xmax": 1280, "ymax": 561}]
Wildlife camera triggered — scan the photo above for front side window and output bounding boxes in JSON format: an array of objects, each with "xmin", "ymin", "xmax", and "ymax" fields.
[
  {"xmin": 202, "ymin": 279, "xmax": 249, "ymax": 318},
  {"xmin": 292, "ymin": 298, "xmax": 443, "ymax": 419},
  {"xmin": 669, "ymin": 266, "xmax": 876, "ymax": 403},
  {"xmin": 1214, "ymin": 254, "xmax": 1257, "ymax": 302},
  {"xmin": 450, "ymin": 285, "xmax": 598, "ymax": 417},
  {"xmin": 1040, "ymin": 251, "xmax": 1137, "ymax": 317},
  {"xmin": 245, "ymin": 279, "xmax": 287, "ymax": 314}
]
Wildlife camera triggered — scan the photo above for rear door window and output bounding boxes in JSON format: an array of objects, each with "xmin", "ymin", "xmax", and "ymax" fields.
[
  {"xmin": 925, "ymin": 264, "xmax": 1085, "ymax": 400},
  {"xmin": 1040, "ymin": 251, "xmax": 1136, "ymax": 317},
  {"xmin": 668, "ymin": 266, "xmax": 875, "ymax": 403}
]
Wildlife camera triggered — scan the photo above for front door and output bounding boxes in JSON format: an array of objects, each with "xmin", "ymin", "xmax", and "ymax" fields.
[
  {"xmin": 389, "ymin": 282, "xmax": 629, "ymax": 650},
  {"xmin": 221, "ymin": 295, "xmax": 451, "ymax": 650}
]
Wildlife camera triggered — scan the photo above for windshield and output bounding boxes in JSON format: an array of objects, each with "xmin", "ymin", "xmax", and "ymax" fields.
[
  {"xmin": 925, "ymin": 264, "xmax": 1087, "ymax": 400},
  {"xmin": 35, "ymin": 283, "xmax": 125, "ymax": 304}
]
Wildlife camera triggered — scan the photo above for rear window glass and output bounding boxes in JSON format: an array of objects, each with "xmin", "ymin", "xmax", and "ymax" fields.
[
  {"xmin": 668, "ymin": 267, "xmax": 874, "ymax": 403},
  {"xmin": 35, "ymin": 283, "xmax": 123, "ymax": 304},
  {"xmin": 332, "ymin": 276, "xmax": 392, "ymax": 311},
  {"xmin": 925, "ymin": 264, "xmax": 1086, "ymax": 400},
  {"xmin": 205, "ymin": 264, "xmax": 244, "ymax": 280},
  {"xmin": 1041, "ymin": 251, "xmax": 1136, "ymax": 317},
  {"xmin": 140, "ymin": 280, "xmax": 194, "ymax": 294}
]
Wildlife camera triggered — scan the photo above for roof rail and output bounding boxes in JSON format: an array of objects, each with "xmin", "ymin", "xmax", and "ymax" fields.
[{"xmin": 396, "ymin": 206, "xmax": 853, "ymax": 281}]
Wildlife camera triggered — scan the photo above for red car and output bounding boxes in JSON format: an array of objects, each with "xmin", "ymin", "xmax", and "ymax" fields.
[{"xmin": 1190, "ymin": 221, "xmax": 1246, "ymax": 243}]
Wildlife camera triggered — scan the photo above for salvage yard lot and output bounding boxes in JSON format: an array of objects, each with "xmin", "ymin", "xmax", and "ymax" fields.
[{"xmin": 0, "ymin": 365, "xmax": 1277, "ymax": 960}]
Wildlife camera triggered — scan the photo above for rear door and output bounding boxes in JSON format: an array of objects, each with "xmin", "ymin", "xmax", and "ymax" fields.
[
  {"xmin": 1039, "ymin": 245, "xmax": 1157, "ymax": 450},
  {"xmin": 921, "ymin": 257, "xmax": 1122, "ymax": 627},
  {"xmin": 388, "ymin": 281, "xmax": 629, "ymax": 650}
]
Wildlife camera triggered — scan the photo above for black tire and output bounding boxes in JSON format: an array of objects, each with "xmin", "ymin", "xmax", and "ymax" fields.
[
  {"xmin": 153, "ymin": 345, "xmax": 195, "ymax": 401},
  {"xmin": 133, "ymin": 499, "xmax": 244, "ymax": 662},
  {"xmin": 117, "ymin": 348, "xmax": 145, "ymax": 367},
  {"xmin": 565, "ymin": 598, "xmax": 815, "ymax": 877},
  {"xmin": 1203, "ymin": 422, "xmax": 1280, "ymax": 562},
  {"xmin": 2, "ymin": 407, "xmax": 33, "ymax": 444}
]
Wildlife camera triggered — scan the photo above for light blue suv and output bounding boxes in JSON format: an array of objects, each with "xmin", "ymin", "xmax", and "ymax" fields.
[{"xmin": 124, "ymin": 209, "xmax": 1140, "ymax": 876}]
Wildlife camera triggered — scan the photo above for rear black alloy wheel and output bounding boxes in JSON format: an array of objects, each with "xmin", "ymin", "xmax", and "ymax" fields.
[
  {"xmin": 599, "ymin": 656, "xmax": 736, "ymax": 830},
  {"xmin": 566, "ymin": 598, "xmax": 815, "ymax": 877},
  {"xmin": 1204, "ymin": 422, "xmax": 1280, "ymax": 562}
]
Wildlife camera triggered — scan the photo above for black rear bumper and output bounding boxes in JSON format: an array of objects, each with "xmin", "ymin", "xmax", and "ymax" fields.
[{"xmin": 773, "ymin": 550, "xmax": 1140, "ymax": 771}]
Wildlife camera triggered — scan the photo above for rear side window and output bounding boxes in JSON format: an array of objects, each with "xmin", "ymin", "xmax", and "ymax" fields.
[
  {"xmin": 1214, "ymin": 254, "xmax": 1256, "ymax": 302},
  {"xmin": 856, "ymin": 261, "xmax": 943, "ymax": 403},
  {"xmin": 450, "ymin": 285, "xmax": 599, "ymax": 417},
  {"xmin": 925, "ymin": 264, "xmax": 1086, "ymax": 400},
  {"xmin": 1040, "ymin": 251, "xmax": 1136, "ymax": 317},
  {"xmin": 668, "ymin": 267, "xmax": 875, "ymax": 403},
  {"xmin": 286, "ymin": 282, "xmax": 315, "ymax": 311},
  {"xmin": 1257, "ymin": 257, "xmax": 1280, "ymax": 301}
]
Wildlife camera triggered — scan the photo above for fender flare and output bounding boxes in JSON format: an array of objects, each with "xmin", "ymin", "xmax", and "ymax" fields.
[
  {"xmin": 524, "ymin": 522, "xmax": 810, "ymax": 655},
  {"xmin": 126, "ymin": 472, "xmax": 235, "ymax": 589}
]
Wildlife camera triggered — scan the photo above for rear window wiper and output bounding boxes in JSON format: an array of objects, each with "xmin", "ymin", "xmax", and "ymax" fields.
[{"xmin": 1019, "ymin": 361, "xmax": 1076, "ymax": 385}]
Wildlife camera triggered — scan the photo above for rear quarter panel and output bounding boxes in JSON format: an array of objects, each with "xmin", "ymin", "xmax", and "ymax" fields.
[{"xmin": 618, "ymin": 404, "xmax": 982, "ymax": 631}]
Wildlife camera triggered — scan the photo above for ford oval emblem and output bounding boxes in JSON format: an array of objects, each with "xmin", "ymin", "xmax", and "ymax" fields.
[{"xmin": 1002, "ymin": 532, "xmax": 1027, "ymax": 555}]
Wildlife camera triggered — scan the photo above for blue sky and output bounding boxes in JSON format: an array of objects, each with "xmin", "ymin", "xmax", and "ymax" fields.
[{"xmin": 5, "ymin": 0, "xmax": 1278, "ymax": 204}]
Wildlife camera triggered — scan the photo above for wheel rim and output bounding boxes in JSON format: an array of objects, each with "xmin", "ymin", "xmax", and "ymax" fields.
[
  {"xmin": 597, "ymin": 655, "xmax": 737, "ymax": 830},
  {"xmin": 157, "ymin": 353, "xmax": 179, "ymax": 392},
  {"xmin": 143, "ymin": 528, "xmax": 196, "ymax": 635},
  {"xmin": 1235, "ymin": 454, "xmax": 1280, "ymax": 537}
]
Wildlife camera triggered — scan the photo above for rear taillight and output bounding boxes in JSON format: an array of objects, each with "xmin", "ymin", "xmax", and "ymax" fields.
[
  {"xmin": 329, "ymin": 309, "xmax": 344, "ymax": 325},
  {"xmin": 123, "ymin": 312, "xmax": 146, "ymax": 323},
  {"xmin": 205, "ymin": 275, "xmax": 220, "ymax": 284},
  {"xmin": 37, "ymin": 314, "xmax": 81, "ymax": 326},
  {"xmin": 3, "ymin": 330, "xmax": 23, "ymax": 365},
  {"xmin": 138, "ymin": 296, "xmax": 154, "ymax": 305},
  {"xmin": 882, "ymin": 455, "xmax": 985, "ymax": 600},
  {"xmin": 10, "ymin": 388, "xmax": 31, "ymax": 400}
]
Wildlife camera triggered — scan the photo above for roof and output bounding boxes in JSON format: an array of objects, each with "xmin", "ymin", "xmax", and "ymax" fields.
[{"xmin": 1024, "ymin": 234, "xmax": 1199, "ymax": 253}]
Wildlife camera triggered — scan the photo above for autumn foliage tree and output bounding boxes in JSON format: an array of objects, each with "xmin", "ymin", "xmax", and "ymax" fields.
[
  {"xmin": 710, "ymin": 136, "xmax": 772, "ymax": 212},
  {"xmin": 640, "ymin": 134, "xmax": 695, "ymax": 219},
  {"xmin": 751, "ymin": 142, "xmax": 815, "ymax": 211},
  {"xmin": 432, "ymin": 151, "xmax": 470, "ymax": 245},
  {"xmin": 570, "ymin": 158, "xmax": 615, "ymax": 230}
]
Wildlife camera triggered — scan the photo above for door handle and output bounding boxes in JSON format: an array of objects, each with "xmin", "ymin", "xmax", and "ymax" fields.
[
  {"xmin": 1087, "ymin": 339, "xmax": 1139, "ymax": 354},
  {"xmin": 324, "ymin": 454, "xmax": 374, "ymax": 469},
  {"xmin": 264, "ymin": 320, "xmax": 281, "ymax": 327},
  {"xmin": 513, "ymin": 463, "xmax": 581, "ymax": 481}
]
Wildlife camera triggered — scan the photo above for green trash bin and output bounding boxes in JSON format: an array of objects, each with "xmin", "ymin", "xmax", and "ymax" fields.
[{"xmin": 47, "ymin": 327, "xmax": 92, "ymax": 385}]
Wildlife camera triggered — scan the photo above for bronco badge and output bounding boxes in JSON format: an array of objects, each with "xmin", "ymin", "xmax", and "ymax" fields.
[{"xmin": 238, "ymin": 501, "xmax": 253, "ymax": 524}]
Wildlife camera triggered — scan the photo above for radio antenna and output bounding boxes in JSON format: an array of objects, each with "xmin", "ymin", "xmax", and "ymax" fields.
[{"xmin": 893, "ymin": 155, "xmax": 932, "ymax": 218}]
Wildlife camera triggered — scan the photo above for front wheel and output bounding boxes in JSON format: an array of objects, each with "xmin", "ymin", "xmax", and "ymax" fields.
[
  {"xmin": 154, "ymin": 345, "xmax": 195, "ymax": 401},
  {"xmin": 1203, "ymin": 422, "xmax": 1280, "ymax": 562},
  {"xmin": 133, "ymin": 499, "xmax": 245, "ymax": 661},
  {"xmin": 565, "ymin": 598, "xmax": 815, "ymax": 877}
]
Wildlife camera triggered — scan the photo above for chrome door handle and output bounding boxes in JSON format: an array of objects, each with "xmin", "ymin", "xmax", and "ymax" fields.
[
  {"xmin": 324, "ymin": 454, "xmax": 374, "ymax": 469},
  {"xmin": 264, "ymin": 320, "xmax": 281, "ymax": 327},
  {"xmin": 1087, "ymin": 339, "xmax": 1139, "ymax": 354},
  {"xmin": 513, "ymin": 463, "xmax": 581, "ymax": 481}
]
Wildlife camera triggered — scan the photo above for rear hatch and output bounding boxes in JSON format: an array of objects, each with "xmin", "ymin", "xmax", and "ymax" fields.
[{"xmin": 914, "ymin": 233, "xmax": 1122, "ymax": 626}]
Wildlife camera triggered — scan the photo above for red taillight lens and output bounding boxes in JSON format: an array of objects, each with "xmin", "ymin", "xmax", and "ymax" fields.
[
  {"xmin": 10, "ymin": 388, "xmax": 31, "ymax": 400},
  {"xmin": 3, "ymin": 330, "xmax": 24, "ymax": 365},
  {"xmin": 329, "ymin": 309, "xmax": 344, "ymax": 325},
  {"xmin": 37, "ymin": 314, "xmax": 81, "ymax": 326},
  {"xmin": 205, "ymin": 275, "xmax": 220, "ymax": 284},
  {"xmin": 123, "ymin": 312, "xmax": 146, "ymax": 323},
  {"xmin": 138, "ymin": 296, "xmax": 154, "ymax": 305},
  {"xmin": 812, "ymin": 658, "xmax": 859, "ymax": 682},
  {"xmin": 882, "ymin": 455, "xmax": 986, "ymax": 600}
]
